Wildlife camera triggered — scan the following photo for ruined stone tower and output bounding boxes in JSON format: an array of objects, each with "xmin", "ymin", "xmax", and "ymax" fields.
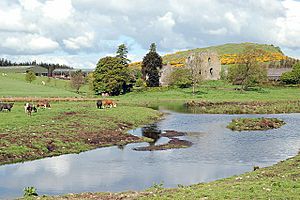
[
  {"xmin": 186, "ymin": 51, "xmax": 221, "ymax": 80},
  {"xmin": 159, "ymin": 51, "xmax": 221, "ymax": 86}
]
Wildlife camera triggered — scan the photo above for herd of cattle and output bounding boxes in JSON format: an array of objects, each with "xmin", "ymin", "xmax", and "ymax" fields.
[
  {"xmin": 0, "ymin": 100, "xmax": 51, "ymax": 116},
  {"xmin": 0, "ymin": 99, "xmax": 116, "ymax": 116}
]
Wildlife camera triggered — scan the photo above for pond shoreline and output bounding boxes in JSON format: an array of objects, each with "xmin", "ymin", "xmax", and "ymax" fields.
[
  {"xmin": 0, "ymin": 104, "xmax": 163, "ymax": 166},
  {"xmin": 22, "ymin": 151, "xmax": 300, "ymax": 200}
]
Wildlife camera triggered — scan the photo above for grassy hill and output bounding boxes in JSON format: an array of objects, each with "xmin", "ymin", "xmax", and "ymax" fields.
[
  {"xmin": 163, "ymin": 42, "xmax": 283, "ymax": 63},
  {"xmin": 129, "ymin": 42, "xmax": 286, "ymax": 68},
  {"xmin": 0, "ymin": 73, "xmax": 88, "ymax": 97}
]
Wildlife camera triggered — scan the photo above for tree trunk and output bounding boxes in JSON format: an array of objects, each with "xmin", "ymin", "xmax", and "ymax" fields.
[{"xmin": 192, "ymin": 84, "xmax": 195, "ymax": 95}]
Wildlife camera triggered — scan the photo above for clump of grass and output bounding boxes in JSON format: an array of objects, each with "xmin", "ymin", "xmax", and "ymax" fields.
[{"xmin": 227, "ymin": 117, "xmax": 286, "ymax": 131}]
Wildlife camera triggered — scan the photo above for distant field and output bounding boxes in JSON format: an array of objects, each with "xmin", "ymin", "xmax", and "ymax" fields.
[
  {"xmin": 0, "ymin": 74, "xmax": 84, "ymax": 97},
  {"xmin": 117, "ymin": 81, "xmax": 300, "ymax": 105},
  {"xmin": 0, "ymin": 73, "xmax": 89, "ymax": 97}
]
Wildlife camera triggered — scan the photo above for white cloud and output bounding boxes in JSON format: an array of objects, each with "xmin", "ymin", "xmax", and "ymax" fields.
[
  {"xmin": 276, "ymin": 0, "xmax": 300, "ymax": 49},
  {"xmin": 2, "ymin": 35, "xmax": 59, "ymax": 54},
  {"xmin": 19, "ymin": 0, "xmax": 42, "ymax": 11},
  {"xmin": 0, "ymin": 5, "xmax": 36, "ymax": 32},
  {"xmin": 1, "ymin": 0, "xmax": 300, "ymax": 66},
  {"xmin": 208, "ymin": 28, "xmax": 227, "ymax": 35},
  {"xmin": 42, "ymin": 0, "xmax": 74, "ymax": 21},
  {"xmin": 63, "ymin": 32, "xmax": 95, "ymax": 50}
]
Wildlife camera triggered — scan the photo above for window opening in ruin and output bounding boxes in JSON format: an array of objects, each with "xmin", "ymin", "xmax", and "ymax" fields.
[{"xmin": 210, "ymin": 68, "xmax": 213, "ymax": 76}]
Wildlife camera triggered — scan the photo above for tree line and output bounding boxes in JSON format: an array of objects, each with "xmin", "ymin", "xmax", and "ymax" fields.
[
  {"xmin": 91, "ymin": 43, "xmax": 162, "ymax": 96},
  {"xmin": 0, "ymin": 58, "xmax": 73, "ymax": 77}
]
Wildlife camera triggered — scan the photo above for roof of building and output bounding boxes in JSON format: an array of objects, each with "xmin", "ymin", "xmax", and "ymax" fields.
[{"xmin": 0, "ymin": 65, "xmax": 48, "ymax": 73}]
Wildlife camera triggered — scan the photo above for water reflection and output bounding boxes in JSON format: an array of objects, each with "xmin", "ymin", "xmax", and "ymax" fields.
[
  {"xmin": 141, "ymin": 124, "xmax": 161, "ymax": 145},
  {"xmin": 0, "ymin": 110, "xmax": 300, "ymax": 199}
]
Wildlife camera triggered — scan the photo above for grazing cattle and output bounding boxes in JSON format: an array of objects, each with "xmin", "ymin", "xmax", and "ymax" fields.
[
  {"xmin": 24, "ymin": 103, "xmax": 37, "ymax": 116},
  {"xmin": 37, "ymin": 101, "xmax": 51, "ymax": 109},
  {"xmin": 96, "ymin": 100, "xmax": 103, "ymax": 109},
  {"xmin": 0, "ymin": 103, "xmax": 14, "ymax": 112},
  {"xmin": 102, "ymin": 99, "xmax": 117, "ymax": 108}
]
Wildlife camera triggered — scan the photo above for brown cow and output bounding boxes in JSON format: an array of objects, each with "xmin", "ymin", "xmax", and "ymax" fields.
[
  {"xmin": 102, "ymin": 99, "xmax": 117, "ymax": 108},
  {"xmin": 37, "ymin": 101, "xmax": 51, "ymax": 109}
]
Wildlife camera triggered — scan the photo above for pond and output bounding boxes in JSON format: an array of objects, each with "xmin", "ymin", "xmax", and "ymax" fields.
[{"xmin": 1, "ymin": 106, "xmax": 300, "ymax": 199}]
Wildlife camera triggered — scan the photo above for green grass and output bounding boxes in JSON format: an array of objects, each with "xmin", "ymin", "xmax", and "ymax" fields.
[
  {"xmin": 227, "ymin": 118, "xmax": 286, "ymax": 131},
  {"xmin": 0, "ymin": 73, "xmax": 89, "ymax": 97},
  {"xmin": 117, "ymin": 81, "xmax": 300, "ymax": 106},
  {"xmin": 0, "ymin": 101, "xmax": 161, "ymax": 165}
]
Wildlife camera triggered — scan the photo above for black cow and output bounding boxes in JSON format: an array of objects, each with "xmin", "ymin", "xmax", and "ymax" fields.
[
  {"xmin": 96, "ymin": 100, "xmax": 102, "ymax": 109},
  {"xmin": 24, "ymin": 103, "xmax": 38, "ymax": 116},
  {"xmin": 0, "ymin": 103, "xmax": 14, "ymax": 112}
]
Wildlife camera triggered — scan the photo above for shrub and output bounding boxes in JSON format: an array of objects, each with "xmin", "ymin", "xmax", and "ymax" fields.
[
  {"xmin": 227, "ymin": 47, "xmax": 268, "ymax": 89},
  {"xmin": 23, "ymin": 187, "xmax": 38, "ymax": 197},
  {"xmin": 168, "ymin": 68, "xmax": 192, "ymax": 88},
  {"xmin": 135, "ymin": 78, "xmax": 145, "ymax": 87},
  {"xmin": 25, "ymin": 70, "xmax": 36, "ymax": 83},
  {"xmin": 281, "ymin": 62, "xmax": 300, "ymax": 84}
]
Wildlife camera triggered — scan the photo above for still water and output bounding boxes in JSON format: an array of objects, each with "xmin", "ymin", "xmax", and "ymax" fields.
[{"xmin": 1, "ymin": 107, "xmax": 300, "ymax": 199}]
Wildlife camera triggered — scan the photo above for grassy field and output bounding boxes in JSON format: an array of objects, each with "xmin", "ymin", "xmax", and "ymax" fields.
[
  {"xmin": 0, "ymin": 101, "xmax": 161, "ymax": 165},
  {"xmin": 1, "ymin": 76, "xmax": 300, "ymax": 199},
  {"xmin": 117, "ymin": 81, "xmax": 300, "ymax": 106},
  {"xmin": 0, "ymin": 73, "xmax": 89, "ymax": 97}
]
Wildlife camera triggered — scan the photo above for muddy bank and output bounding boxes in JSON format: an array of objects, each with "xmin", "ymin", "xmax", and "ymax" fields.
[
  {"xmin": 133, "ymin": 138, "xmax": 192, "ymax": 151},
  {"xmin": 185, "ymin": 100, "xmax": 300, "ymax": 114},
  {"xmin": 160, "ymin": 130, "xmax": 187, "ymax": 138},
  {"xmin": 0, "ymin": 125, "xmax": 142, "ymax": 165},
  {"xmin": 0, "ymin": 106, "xmax": 161, "ymax": 166},
  {"xmin": 133, "ymin": 130, "xmax": 192, "ymax": 151}
]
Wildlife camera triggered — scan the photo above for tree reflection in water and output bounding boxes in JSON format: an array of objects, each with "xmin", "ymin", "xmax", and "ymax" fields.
[{"xmin": 141, "ymin": 124, "xmax": 161, "ymax": 146}]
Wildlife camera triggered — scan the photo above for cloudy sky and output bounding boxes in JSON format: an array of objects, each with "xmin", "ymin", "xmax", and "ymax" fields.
[{"xmin": 0, "ymin": 0, "xmax": 300, "ymax": 68}]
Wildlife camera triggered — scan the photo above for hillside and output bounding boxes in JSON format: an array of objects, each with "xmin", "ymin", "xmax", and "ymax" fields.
[
  {"xmin": 0, "ymin": 73, "xmax": 87, "ymax": 97},
  {"xmin": 129, "ymin": 42, "xmax": 287, "ymax": 68}
]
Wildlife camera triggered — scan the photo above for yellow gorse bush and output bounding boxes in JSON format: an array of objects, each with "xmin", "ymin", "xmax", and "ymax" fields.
[{"xmin": 129, "ymin": 52, "xmax": 287, "ymax": 68}]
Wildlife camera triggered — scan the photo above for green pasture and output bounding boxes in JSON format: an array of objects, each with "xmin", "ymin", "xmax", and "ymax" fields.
[
  {"xmin": 117, "ymin": 81, "xmax": 300, "ymax": 105},
  {"xmin": 0, "ymin": 101, "xmax": 160, "ymax": 165},
  {"xmin": 0, "ymin": 73, "xmax": 89, "ymax": 97}
]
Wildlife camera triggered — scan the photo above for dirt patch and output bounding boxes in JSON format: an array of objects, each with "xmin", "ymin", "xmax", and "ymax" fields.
[
  {"xmin": 83, "ymin": 131, "xmax": 140, "ymax": 146},
  {"xmin": 133, "ymin": 138, "xmax": 192, "ymax": 151},
  {"xmin": 64, "ymin": 111, "xmax": 78, "ymax": 116},
  {"xmin": 161, "ymin": 130, "xmax": 187, "ymax": 138}
]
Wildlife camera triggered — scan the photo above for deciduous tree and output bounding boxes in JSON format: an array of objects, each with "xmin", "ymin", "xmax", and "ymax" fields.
[
  {"xmin": 227, "ymin": 47, "xmax": 268, "ymax": 89},
  {"xmin": 70, "ymin": 70, "xmax": 85, "ymax": 93},
  {"xmin": 93, "ymin": 56, "xmax": 130, "ymax": 96},
  {"xmin": 25, "ymin": 70, "xmax": 36, "ymax": 83},
  {"xmin": 186, "ymin": 53, "xmax": 203, "ymax": 95}
]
